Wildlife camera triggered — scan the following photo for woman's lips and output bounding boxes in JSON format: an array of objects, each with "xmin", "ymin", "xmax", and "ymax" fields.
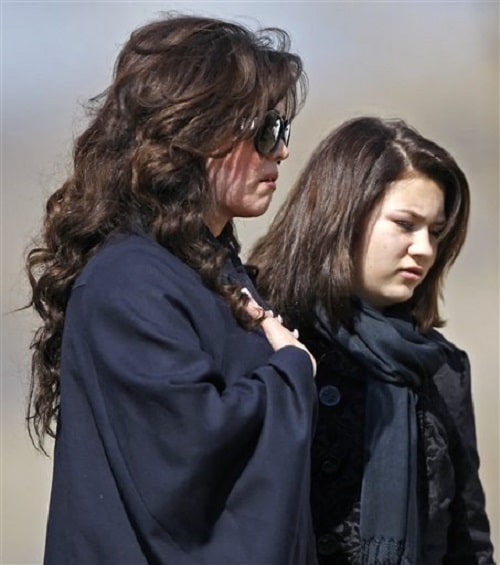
[{"xmin": 399, "ymin": 266, "xmax": 424, "ymax": 280}]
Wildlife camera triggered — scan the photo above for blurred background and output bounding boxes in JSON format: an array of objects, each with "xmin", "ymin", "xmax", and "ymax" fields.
[{"xmin": 2, "ymin": 1, "xmax": 498, "ymax": 562}]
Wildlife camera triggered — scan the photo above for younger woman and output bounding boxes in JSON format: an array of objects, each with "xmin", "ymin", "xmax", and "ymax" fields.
[{"xmin": 250, "ymin": 116, "xmax": 495, "ymax": 564}]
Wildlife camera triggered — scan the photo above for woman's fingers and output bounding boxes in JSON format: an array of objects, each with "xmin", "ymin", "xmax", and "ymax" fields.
[
  {"xmin": 260, "ymin": 317, "xmax": 316, "ymax": 376},
  {"xmin": 242, "ymin": 288, "xmax": 277, "ymax": 321},
  {"xmin": 241, "ymin": 288, "xmax": 315, "ymax": 375}
]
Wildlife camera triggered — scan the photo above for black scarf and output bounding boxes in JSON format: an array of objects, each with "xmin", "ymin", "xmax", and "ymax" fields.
[{"xmin": 313, "ymin": 300, "xmax": 449, "ymax": 564}]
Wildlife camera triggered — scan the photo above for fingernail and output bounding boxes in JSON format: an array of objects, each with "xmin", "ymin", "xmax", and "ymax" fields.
[{"xmin": 241, "ymin": 287, "xmax": 252, "ymax": 298}]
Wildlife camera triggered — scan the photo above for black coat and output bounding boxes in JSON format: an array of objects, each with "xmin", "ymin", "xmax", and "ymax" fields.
[
  {"xmin": 44, "ymin": 232, "xmax": 318, "ymax": 565},
  {"xmin": 306, "ymin": 331, "xmax": 495, "ymax": 565}
]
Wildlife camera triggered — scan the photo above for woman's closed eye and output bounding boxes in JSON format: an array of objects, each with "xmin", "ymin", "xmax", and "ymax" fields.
[
  {"xmin": 394, "ymin": 219, "xmax": 444, "ymax": 240},
  {"xmin": 395, "ymin": 219, "xmax": 414, "ymax": 232},
  {"xmin": 430, "ymin": 227, "xmax": 445, "ymax": 239}
]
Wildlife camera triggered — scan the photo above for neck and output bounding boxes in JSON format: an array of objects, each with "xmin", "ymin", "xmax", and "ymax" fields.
[{"xmin": 204, "ymin": 213, "xmax": 228, "ymax": 237}]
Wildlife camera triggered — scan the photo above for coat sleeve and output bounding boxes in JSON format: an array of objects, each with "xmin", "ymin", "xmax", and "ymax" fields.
[
  {"xmin": 440, "ymin": 350, "xmax": 496, "ymax": 564},
  {"xmin": 67, "ymin": 242, "xmax": 317, "ymax": 561}
]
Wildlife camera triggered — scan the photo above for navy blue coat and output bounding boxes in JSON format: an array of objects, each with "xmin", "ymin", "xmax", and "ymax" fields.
[{"xmin": 44, "ymin": 232, "xmax": 318, "ymax": 565}]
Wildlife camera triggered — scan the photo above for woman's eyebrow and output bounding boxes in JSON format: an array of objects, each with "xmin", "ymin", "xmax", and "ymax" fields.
[{"xmin": 393, "ymin": 208, "xmax": 446, "ymax": 224}]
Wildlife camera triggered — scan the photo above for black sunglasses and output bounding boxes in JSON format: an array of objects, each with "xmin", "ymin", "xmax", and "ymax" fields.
[{"xmin": 254, "ymin": 110, "xmax": 291, "ymax": 157}]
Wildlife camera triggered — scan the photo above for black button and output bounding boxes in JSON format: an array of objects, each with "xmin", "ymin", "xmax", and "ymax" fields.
[
  {"xmin": 318, "ymin": 385, "xmax": 341, "ymax": 406},
  {"xmin": 317, "ymin": 533, "xmax": 341, "ymax": 555}
]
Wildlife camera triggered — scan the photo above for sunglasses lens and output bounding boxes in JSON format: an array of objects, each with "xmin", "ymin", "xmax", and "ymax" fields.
[
  {"xmin": 255, "ymin": 111, "xmax": 289, "ymax": 156},
  {"xmin": 283, "ymin": 122, "xmax": 291, "ymax": 146}
]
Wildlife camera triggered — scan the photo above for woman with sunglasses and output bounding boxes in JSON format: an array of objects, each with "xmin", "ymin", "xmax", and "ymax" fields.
[
  {"xmin": 249, "ymin": 117, "xmax": 495, "ymax": 564},
  {"xmin": 26, "ymin": 14, "xmax": 317, "ymax": 564}
]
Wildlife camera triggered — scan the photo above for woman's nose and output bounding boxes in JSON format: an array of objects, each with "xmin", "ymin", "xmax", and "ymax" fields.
[
  {"xmin": 271, "ymin": 139, "xmax": 289, "ymax": 162},
  {"xmin": 409, "ymin": 228, "xmax": 435, "ymax": 258}
]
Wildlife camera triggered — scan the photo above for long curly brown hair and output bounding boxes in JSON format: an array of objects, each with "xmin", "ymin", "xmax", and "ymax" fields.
[
  {"xmin": 249, "ymin": 117, "xmax": 469, "ymax": 333},
  {"xmin": 26, "ymin": 12, "xmax": 307, "ymax": 452}
]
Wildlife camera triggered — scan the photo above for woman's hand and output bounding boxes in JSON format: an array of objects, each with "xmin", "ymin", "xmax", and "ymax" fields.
[{"xmin": 244, "ymin": 291, "xmax": 316, "ymax": 377}]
